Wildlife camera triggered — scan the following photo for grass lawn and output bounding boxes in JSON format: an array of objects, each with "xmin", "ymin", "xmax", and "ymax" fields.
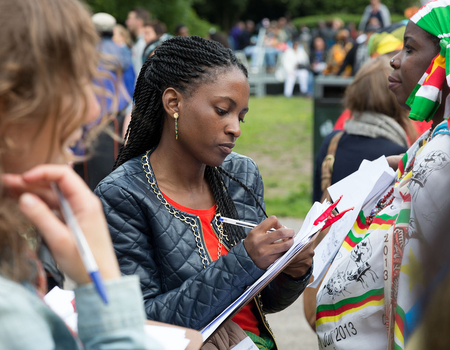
[{"xmin": 234, "ymin": 95, "xmax": 313, "ymax": 219}]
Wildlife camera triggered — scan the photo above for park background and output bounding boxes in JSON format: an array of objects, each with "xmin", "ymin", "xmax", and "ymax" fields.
[
  {"xmin": 85, "ymin": 0, "xmax": 418, "ymax": 219},
  {"xmin": 86, "ymin": 0, "xmax": 411, "ymax": 36},
  {"xmin": 85, "ymin": 1, "xmax": 424, "ymax": 348}
]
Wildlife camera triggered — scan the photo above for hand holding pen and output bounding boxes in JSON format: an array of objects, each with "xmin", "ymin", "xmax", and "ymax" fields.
[
  {"xmin": 241, "ymin": 216, "xmax": 297, "ymax": 270},
  {"xmin": 3, "ymin": 165, "xmax": 121, "ymax": 298}
]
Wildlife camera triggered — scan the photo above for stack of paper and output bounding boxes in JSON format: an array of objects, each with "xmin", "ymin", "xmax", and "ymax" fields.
[
  {"xmin": 309, "ymin": 156, "xmax": 396, "ymax": 288},
  {"xmin": 144, "ymin": 325, "xmax": 191, "ymax": 350},
  {"xmin": 201, "ymin": 201, "xmax": 331, "ymax": 341}
]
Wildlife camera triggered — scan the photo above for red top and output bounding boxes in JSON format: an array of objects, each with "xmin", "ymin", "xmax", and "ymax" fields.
[{"xmin": 162, "ymin": 193, "xmax": 260, "ymax": 336}]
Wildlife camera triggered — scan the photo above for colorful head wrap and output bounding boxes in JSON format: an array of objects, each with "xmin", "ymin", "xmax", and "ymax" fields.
[
  {"xmin": 367, "ymin": 21, "xmax": 407, "ymax": 58},
  {"xmin": 406, "ymin": 0, "xmax": 450, "ymax": 122}
]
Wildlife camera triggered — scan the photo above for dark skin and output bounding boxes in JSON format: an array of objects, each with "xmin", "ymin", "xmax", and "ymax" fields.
[
  {"xmin": 304, "ymin": 21, "xmax": 450, "ymax": 331},
  {"xmin": 389, "ymin": 21, "xmax": 448, "ymax": 127},
  {"xmin": 151, "ymin": 67, "xmax": 313, "ymax": 278},
  {"xmin": 385, "ymin": 22, "xmax": 448, "ymax": 171}
]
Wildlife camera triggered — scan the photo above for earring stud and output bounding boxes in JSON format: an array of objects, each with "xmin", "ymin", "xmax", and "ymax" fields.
[{"xmin": 174, "ymin": 112, "xmax": 179, "ymax": 140}]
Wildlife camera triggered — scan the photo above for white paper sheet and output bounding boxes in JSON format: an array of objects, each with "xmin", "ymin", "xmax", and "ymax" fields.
[
  {"xmin": 44, "ymin": 286, "xmax": 77, "ymax": 331},
  {"xmin": 309, "ymin": 156, "xmax": 395, "ymax": 289},
  {"xmin": 200, "ymin": 201, "xmax": 331, "ymax": 341},
  {"xmin": 144, "ymin": 325, "xmax": 190, "ymax": 350}
]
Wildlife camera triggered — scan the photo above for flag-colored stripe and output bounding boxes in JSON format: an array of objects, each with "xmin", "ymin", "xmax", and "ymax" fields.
[
  {"xmin": 396, "ymin": 209, "xmax": 411, "ymax": 224},
  {"xmin": 394, "ymin": 305, "xmax": 406, "ymax": 346},
  {"xmin": 316, "ymin": 289, "xmax": 385, "ymax": 326},
  {"xmin": 415, "ymin": 85, "xmax": 440, "ymax": 100},
  {"xmin": 352, "ymin": 214, "xmax": 396, "ymax": 235},
  {"xmin": 355, "ymin": 210, "xmax": 367, "ymax": 230}
]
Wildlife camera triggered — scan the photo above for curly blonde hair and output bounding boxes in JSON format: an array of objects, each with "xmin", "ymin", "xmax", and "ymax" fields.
[
  {"xmin": 0, "ymin": 0, "xmax": 100, "ymax": 282},
  {"xmin": 0, "ymin": 0, "xmax": 100, "ymax": 163}
]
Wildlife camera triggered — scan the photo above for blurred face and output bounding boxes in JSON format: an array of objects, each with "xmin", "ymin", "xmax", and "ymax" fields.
[
  {"xmin": 314, "ymin": 37, "xmax": 325, "ymax": 51},
  {"xmin": 3, "ymin": 84, "xmax": 100, "ymax": 174},
  {"xmin": 178, "ymin": 26, "xmax": 189, "ymax": 37},
  {"xmin": 144, "ymin": 26, "xmax": 157, "ymax": 44},
  {"xmin": 126, "ymin": 12, "xmax": 138, "ymax": 34},
  {"xmin": 176, "ymin": 68, "xmax": 250, "ymax": 167},
  {"xmin": 389, "ymin": 22, "xmax": 440, "ymax": 109},
  {"xmin": 112, "ymin": 26, "xmax": 125, "ymax": 46}
]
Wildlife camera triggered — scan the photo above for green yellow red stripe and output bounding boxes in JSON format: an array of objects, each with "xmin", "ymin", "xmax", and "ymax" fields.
[
  {"xmin": 316, "ymin": 288, "xmax": 384, "ymax": 326},
  {"xmin": 394, "ymin": 304, "xmax": 406, "ymax": 347},
  {"xmin": 346, "ymin": 214, "xmax": 397, "ymax": 250}
]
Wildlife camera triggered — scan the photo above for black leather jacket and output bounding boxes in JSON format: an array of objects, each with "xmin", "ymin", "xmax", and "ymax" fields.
[{"xmin": 95, "ymin": 151, "xmax": 312, "ymax": 331}]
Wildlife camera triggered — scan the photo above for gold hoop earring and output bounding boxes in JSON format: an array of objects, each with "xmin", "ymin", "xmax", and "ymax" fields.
[{"xmin": 174, "ymin": 112, "xmax": 179, "ymax": 140}]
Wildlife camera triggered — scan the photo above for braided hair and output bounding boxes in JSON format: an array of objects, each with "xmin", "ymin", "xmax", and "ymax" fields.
[{"xmin": 115, "ymin": 36, "xmax": 266, "ymax": 246}]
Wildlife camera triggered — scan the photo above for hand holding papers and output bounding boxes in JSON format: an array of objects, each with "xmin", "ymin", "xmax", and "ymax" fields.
[{"xmin": 200, "ymin": 200, "xmax": 353, "ymax": 341}]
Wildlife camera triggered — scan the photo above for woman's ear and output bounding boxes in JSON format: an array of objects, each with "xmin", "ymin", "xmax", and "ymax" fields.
[{"xmin": 162, "ymin": 87, "xmax": 182, "ymax": 117}]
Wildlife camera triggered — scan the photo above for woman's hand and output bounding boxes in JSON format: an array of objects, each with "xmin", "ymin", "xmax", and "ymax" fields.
[
  {"xmin": 282, "ymin": 242, "xmax": 314, "ymax": 279},
  {"xmin": 3, "ymin": 165, "xmax": 121, "ymax": 286},
  {"xmin": 243, "ymin": 216, "xmax": 296, "ymax": 270}
]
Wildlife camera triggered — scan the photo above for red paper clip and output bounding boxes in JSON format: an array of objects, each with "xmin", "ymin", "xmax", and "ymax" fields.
[{"xmin": 313, "ymin": 195, "xmax": 354, "ymax": 230}]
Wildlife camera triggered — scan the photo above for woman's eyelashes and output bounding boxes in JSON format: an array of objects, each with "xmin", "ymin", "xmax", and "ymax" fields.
[
  {"xmin": 404, "ymin": 44, "xmax": 413, "ymax": 54},
  {"xmin": 216, "ymin": 107, "xmax": 228, "ymax": 116},
  {"xmin": 216, "ymin": 107, "xmax": 246, "ymax": 123}
]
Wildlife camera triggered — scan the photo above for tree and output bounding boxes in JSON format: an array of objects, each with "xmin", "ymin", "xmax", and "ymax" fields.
[
  {"xmin": 193, "ymin": 0, "xmax": 249, "ymax": 31},
  {"xmin": 85, "ymin": 0, "xmax": 213, "ymax": 37}
]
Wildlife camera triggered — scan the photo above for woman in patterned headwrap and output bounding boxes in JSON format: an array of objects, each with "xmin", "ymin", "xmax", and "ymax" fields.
[{"xmin": 313, "ymin": 1, "xmax": 450, "ymax": 349}]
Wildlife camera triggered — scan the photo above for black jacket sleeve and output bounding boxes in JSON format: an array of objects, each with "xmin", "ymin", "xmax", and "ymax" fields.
[{"xmin": 95, "ymin": 181, "xmax": 265, "ymax": 330}]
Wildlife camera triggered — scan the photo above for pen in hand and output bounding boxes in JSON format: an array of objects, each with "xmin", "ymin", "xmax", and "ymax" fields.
[
  {"xmin": 219, "ymin": 217, "xmax": 277, "ymax": 232},
  {"xmin": 51, "ymin": 183, "xmax": 109, "ymax": 304}
]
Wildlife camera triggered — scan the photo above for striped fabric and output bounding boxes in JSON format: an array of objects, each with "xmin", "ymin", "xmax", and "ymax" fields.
[
  {"xmin": 315, "ymin": 128, "xmax": 433, "ymax": 350},
  {"xmin": 406, "ymin": 0, "xmax": 450, "ymax": 123}
]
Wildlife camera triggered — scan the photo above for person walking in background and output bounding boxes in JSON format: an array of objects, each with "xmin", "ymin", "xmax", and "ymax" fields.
[
  {"xmin": 112, "ymin": 24, "xmax": 136, "ymax": 98},
  {"xmin": 92, "ymin": 13, "xmax": 131, "ymax": 73},
  {"xmin": 323, "ymin": 29, "xmax": 353, "ymax": 75},
  {"xmin": 359, "ymin": 0, "xmax": 391, "ymax": 31},
  {"xmin": 113, "ymin": 24, "xmax": 134, "ymax": 49},
  {"xmin": 142, "ymin": 21, "xmax": 171, "ymax": 62},
  {"xmin": 310, "ymin": 36, "xmax": 328, "ymax": 75},
  {"xmin": 126, "ymin": 7, "xmax": 150, "ymax": 76},
  {"xmin": 175, "ymin": 23, "xmax": 189, "ymax": 37},
  {"xmin": 229, "ymin": 21, "xmax": 245, "ymax": 51},
  {"xmin": 281, "ymin": 39, "xmax": 310, "ymax": 97},
  {"xmin": 73, "ymin": 12, "xmax": 133, "ymax": 192}
]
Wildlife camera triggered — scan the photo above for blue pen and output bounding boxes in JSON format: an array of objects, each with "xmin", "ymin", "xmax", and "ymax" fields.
[{"xmin": 51, "ymin": 183, "xmax": 108, "ymax": 304}]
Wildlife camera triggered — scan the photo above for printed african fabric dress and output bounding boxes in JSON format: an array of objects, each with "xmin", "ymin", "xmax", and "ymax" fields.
[{"xmin": 316, "ymin": 122, "xmax": 450, "ymax": 350}]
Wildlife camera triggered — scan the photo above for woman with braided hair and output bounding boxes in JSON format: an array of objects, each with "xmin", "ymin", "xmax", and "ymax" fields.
[
  {"xmin": 95, "ymin": 35, "xmax": 314, "ymax": 349},
  {"xmin": 313, "ymin": 1, "xmax": 450, "ymax": 349}
]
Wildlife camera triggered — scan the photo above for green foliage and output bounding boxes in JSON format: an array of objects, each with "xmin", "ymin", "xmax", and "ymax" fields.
[
  {"xmin": 193, "ymin": 0, "xmax": 249, "ymax": 31},
  {"xmin": 287, "ymin": 0, "xmax": 418, "ymax": 17},
  {"xmin": 292, "ymin": 13, "xmax": 406, "ymax": 29},
  {"xmin": 85, "ymin": 0, "xmax": 214, "ymax": 36}
]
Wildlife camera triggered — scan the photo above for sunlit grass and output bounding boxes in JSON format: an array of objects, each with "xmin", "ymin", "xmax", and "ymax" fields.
[{"xmin": 234, "ymin": 95, "xmax": 313, "ymax": 218}]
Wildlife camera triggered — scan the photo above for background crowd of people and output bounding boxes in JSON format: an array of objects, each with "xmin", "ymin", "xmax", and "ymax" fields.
[{"xmin": 1, "ymin": 0, "xmax": 450, "ymax": 350}]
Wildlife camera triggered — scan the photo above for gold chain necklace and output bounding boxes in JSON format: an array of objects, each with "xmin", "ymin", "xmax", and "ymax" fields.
[{"xmin": 141, "ymin": 150, "xmax": 225, "ymax": 267}]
